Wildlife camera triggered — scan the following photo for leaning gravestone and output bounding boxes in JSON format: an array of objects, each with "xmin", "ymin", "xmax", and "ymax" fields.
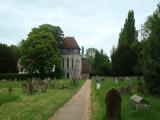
[{"xmin": 105, "ymin": 88, "xmax": 122, "ymax": 120}]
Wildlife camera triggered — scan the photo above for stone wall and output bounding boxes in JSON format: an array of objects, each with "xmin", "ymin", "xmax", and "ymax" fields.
[{"xmin": 61, "ymin": 51, "xmax": 81, "ymax": 79}]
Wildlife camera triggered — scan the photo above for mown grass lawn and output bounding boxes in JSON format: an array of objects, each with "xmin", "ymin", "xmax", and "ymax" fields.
[
  {"xmin": 0, "ymin": 79, "xmax": 84, "ymax": 120},
  {"xmin": 91, "ymin": 79, "xmax": 160, "ymax": 120}
]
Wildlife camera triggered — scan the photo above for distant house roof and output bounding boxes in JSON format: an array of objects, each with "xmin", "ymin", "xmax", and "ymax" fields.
[
  {"xmin": 81, "ymin": 58, "xmax": 91, "ymax": 74},
  {"xmin": 62, "ymin": 37, "xmax": 80, "ymax": 49}
]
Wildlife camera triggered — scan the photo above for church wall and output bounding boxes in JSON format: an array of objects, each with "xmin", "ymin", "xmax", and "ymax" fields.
[{"xmin": 61, "ymin": 52, "xmax": 81, "ymax": 79}]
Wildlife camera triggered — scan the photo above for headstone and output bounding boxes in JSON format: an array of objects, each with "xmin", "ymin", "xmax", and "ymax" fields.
[
  {"xmin": 22, "ymin": 82, "xmax": 26, "ymax": 93},
  {"xmin": 39, "ymin": 81, "xmax": 48, "ymax": 92},
  {"xmin": 96, "ymin": 83, "xmax": 101, "ymax": 90},
  {"xmin": 129, "ymin": 94, "xmax": 149, "ymax": 110},
  {"xmin": 105, "ymin": 88, "xmax": 122, "ymax": 120},
  {"xmin": 8, "ymin": 86, "xmax": 12, "ymax": 94},
  {"xmin": 115, "ymin": 79, "xmax": 119, "ymax": 84},
  {"xmin": 136, "ymin": 85, "xmax": 145, "ymax": 93}
]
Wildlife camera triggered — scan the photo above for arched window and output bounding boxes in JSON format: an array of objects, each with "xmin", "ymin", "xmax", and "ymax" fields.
[
  {"xmin": 67, "ymin": 58, "xmax": 69, "ymax": 69},
  {"xmin": 63, "ymin": 58, "xmax": 64, "ymax": 68},
  {"xmin": 72, "ymin": 58, "xmax": 74, "ymax": 68}
]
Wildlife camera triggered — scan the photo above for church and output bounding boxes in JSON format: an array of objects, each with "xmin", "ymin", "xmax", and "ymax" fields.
[{"xmin": 61, "ymin": 37, "xmax": 90, "ymax": 79}]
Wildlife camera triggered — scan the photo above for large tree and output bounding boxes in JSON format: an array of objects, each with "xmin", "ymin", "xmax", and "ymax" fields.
[
  {"xmin": 118, "ymin": 10, "xmax": 138, "ymax": 46},
  {"xmin": 0, "ymin": 44, "xmax": 20, "ymax": 73},
  {"xmin": 111, "ymin": 10, "xmax": 139, "ymax": 76},
  {"xmin": 141, "ymin": 5, "xmax": 160, "ymax": 95},
  {"xmin": 20, "ymin": 24, "xmax": 64, "ymax": 74}
]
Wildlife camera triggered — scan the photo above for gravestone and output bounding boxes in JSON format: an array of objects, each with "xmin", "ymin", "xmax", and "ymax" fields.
[
  {"xmin": 22, "ymin": 82, "xmax": 27, "ymax": 93},
  {"xmin": 129, "ymin": 94, "xmax": 149, "ymax": 110},
  {"xmin": 105, "ymin": 88, "xmax": 122, "ymax": 120},
  {"xmin": 115, "ymin": 79, "xmax": 119, "ymax": 84},
  {"xmin": 8, "ymin": 86, "xmax": 12, "ymax": 94},
  {"xmin": 119, "ymin": 85, "xmax": 131, "ymax": 95},
  {"xmin": 96, "ymin": 83, "xmax": 101, "ymax": 90},
  {"xmin": 40, "ymin": 81, "xmax": 47, "ymax": 92},
  {"xmin": 136, "ymin": 85, "xmax": 145, "ymax": 93}
]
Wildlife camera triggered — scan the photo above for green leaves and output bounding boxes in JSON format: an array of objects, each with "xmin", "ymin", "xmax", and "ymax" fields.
[
  {"xmin": 20, "ymin": 24, "xmax": 64, "ymax": 74},
  {"xmin": 112, "ymin": 10, "xmax": 139, "ymax": 76},
  {"xmin": 142, "ymin": 5, "xmax": 160, "ymax": 95}
]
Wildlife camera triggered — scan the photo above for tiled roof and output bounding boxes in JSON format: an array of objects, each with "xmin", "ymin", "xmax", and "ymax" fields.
[{"xmin": 62, "ymin": 37, "xmax": 80, "ymax": 49}]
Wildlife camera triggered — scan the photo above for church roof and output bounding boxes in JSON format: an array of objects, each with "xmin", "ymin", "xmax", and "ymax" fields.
[{"xmin": 62, "ymin": 37, "xmax": 80, "ymax": 49}]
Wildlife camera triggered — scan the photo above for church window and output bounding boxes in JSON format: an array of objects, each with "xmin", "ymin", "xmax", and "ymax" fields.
[
  {"xmin": 67, "ymin": 58, "xmax": 69, "ymax": 68},
  {"xmin": 72, "ymin": 58, "xmax": 74, "ymax": 68}
]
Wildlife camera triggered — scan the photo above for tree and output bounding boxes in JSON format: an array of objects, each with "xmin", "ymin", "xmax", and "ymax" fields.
[
  {"xmin": 118, "ymin": 10, "xmax": 138, "ymax": 46},
  {"xmin": 111, "ymin": 44, "xmax": 138, "ymax": 76},
  {"xmin": 141, "ymin": 5, "xmax": 160, "ymax": 95},
  {"xmin": 93, "ymin": 49, "xmax": 111, "ymax": 76},
  {"xmin": 85, "ymin": 48, "xmax": 97, "ymax": 65},
  {"xmin": 111, "ymin": 10, "xmax": 139, "ymax": 76},
  {"xmin": 0, "ymin": 44, "xmax": 20, "ymax": 73},
  {"xmin": 81, "ymin": 46, "xmax": 84, "ymax": 57},
  {"xmin": 20, "ymin": 24, "xmax": 64, "ymax": 75}
]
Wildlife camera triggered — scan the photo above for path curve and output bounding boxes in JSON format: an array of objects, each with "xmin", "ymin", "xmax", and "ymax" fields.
[{"xmin": 49, "ymin": 80, "xmax": 91, "ymax": 120}]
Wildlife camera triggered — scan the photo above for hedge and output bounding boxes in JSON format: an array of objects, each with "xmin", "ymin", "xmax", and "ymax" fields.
[{"xmin": 0, "ymin": 72, "xmax": 60, "ymax": 80}]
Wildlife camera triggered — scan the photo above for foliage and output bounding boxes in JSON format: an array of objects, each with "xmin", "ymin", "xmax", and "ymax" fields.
[
  {"xmin": 141, "ymin": 5, "xmax": 160, "ymax": 95},
  {"xmin": 20, "ymin": 24, "xmax": 64, "ymax": 75},
  {"xmin": 0, "ymin": 44, "xmax": 20, "ymax": 73},
  {"xmin": 111, "ymin": 44, "xmax": 138, "ymax": 76},
  {"xmin": 85, "ymin": 48, "xmax": 97, "ymax": 66},
  {"xmin": 93, "ymin": 49, "xmax": 111, "ymax": 76},
  {"xmin": 85, "ymin": 48, "xmax": 111, "ymax": 76},
  {"xmin": 111, "ymin": 10, "xmax": 139, "ymax": 76}
]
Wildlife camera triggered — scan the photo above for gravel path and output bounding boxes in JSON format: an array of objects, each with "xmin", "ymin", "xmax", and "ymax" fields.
[{"xmin": 49, "ymin": 80, "xmax": 91, "ymax": 120}]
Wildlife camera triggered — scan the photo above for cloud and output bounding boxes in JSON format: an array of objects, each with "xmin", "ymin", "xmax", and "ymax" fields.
[{"xmin": 0, "ymin": 0, "xmax": 159, "ymax": 56}]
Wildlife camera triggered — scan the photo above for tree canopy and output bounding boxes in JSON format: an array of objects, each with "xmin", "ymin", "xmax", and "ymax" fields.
[
  {"xmin": 141, "ymin": 5, "xmax": 160, "ymax": 95},
  {"xmin": 0, "ymin": 44, "xmax": 20, "ymax": 73},
  {"xmin": 20, "ymin": 24, "xmax": 64, "ymax": 74},
  {"xmin": 85, "ymin": 48, "xmax": 111, "ymax": 76},
  {"xmin": 111, "ymin": 10, "xmax": 139, "ymax": 76}
]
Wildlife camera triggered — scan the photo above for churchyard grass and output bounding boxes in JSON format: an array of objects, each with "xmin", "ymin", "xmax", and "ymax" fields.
[
  {"xmin": 0, "ymin": 79, "xmax": 84, "ymax": 120},
  {"xmin": 91, "ymin": 78, "xmax": 160, "ymax": 120}
]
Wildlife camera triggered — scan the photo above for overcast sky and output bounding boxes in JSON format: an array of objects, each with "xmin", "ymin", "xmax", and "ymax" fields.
[{"xmin": 0, "ymin": 0, "xmax": 159, "ymax": 56}]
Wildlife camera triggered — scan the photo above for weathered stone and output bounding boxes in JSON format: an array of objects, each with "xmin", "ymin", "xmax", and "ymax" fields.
[
  {"xmin": 96, "ymin": 83, "xmax": 101, "ymax": 90},
  {"xmin": 105, "ymin": 88, "xmax": 122, "ymax": 120},
  {"xmin": 129, "ymin": 94, "xmax": 149, "ymax": 110}
]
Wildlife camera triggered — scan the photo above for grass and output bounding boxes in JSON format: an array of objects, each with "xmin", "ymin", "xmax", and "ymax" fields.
[
  {"xmin": 0, "ymin": 93, "xmax": 19, "ymax": 106},
  {"xmin": 0, "ymin": 79, "xmax": 84, "ymax": 120},
  {"xmin": 91, "ymin": 79, "xmax": 160, "ymax": 120}
]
